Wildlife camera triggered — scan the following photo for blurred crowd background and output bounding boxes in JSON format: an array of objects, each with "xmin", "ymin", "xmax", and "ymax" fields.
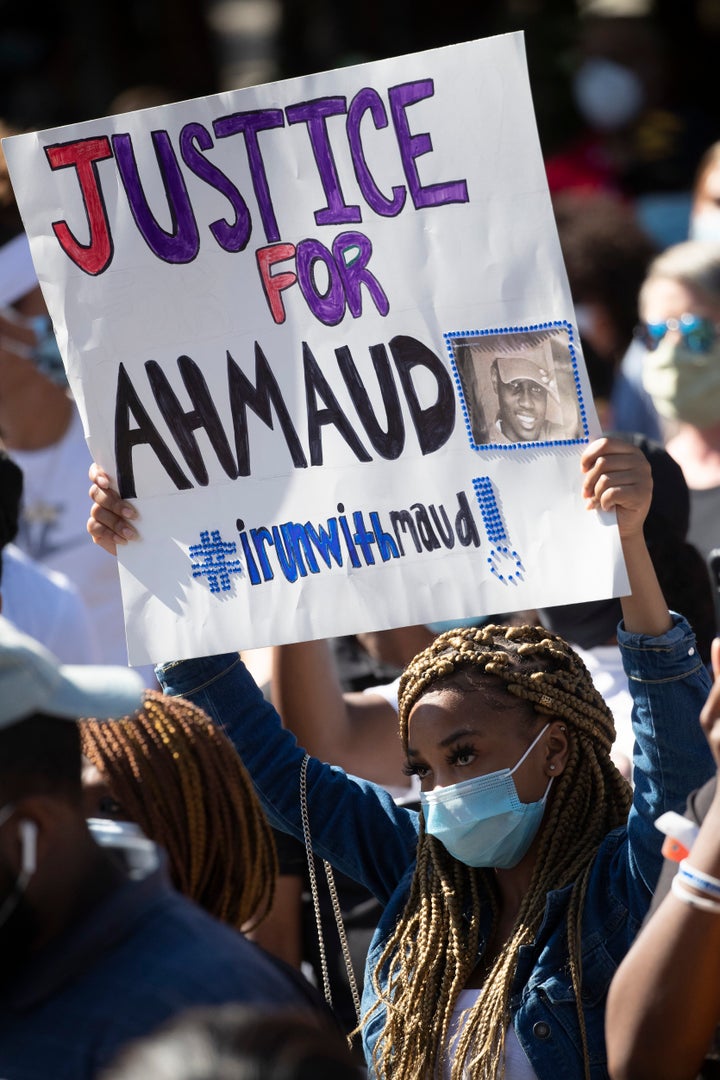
[
  {"xmin": 0, "ymin": 0, "xmax": 716, "ymax": 185},
  {"xmin": 2, "ymin": 0, "xmax": 720, "ymax": 249}
]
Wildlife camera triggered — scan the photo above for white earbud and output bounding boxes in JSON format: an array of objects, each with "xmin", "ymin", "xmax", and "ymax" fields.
[{"xmin": 19, "ymin": 820, "xmax": 37, "ymax": 877}]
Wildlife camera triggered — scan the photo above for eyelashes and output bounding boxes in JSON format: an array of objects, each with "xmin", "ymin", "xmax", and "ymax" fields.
[
  {"xmin": 447, "ymin": 743, "xmax": 478, "ymax": 767},
  {"xmin": 403, "ymin": 742, "xmax": 479, "ymax": 779}
]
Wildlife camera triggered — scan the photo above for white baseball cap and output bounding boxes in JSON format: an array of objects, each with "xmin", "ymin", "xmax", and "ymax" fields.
[{"xmin": 0, "ymin": 615, "xmax": 145, "ymax": 729}]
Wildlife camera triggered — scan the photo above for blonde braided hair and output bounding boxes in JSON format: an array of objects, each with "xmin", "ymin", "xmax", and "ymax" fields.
[
  {"xmin": 81, "ymin": 690, "xmax": 277, "ymax": 932},
  {"xmin": 367, "ymin": 624, "xmax": 632, "ymax": 1080}
]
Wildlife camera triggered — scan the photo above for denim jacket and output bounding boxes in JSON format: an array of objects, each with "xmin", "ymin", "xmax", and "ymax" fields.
[{"xmin": 157, "ymin": 615, "xmax": 714, "ymax": 1079}]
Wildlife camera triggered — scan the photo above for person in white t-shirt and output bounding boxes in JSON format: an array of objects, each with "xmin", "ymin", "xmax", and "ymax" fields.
[
  {"xmin": 2, "ymin": 544, "xmax": 97, "ymax": 663},
  {"xmin": 0, "ymin": 445, "xmax": 96, "ymax": 662},
  {"xmin": 0, "ymin": 223, "xmax": 134, "ymax": 671}
]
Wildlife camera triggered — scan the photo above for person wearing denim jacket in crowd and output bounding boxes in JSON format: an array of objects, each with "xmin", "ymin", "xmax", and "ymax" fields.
[{"xmin": 88, "ymin": 437, "xmax": 715, "ymax": 1080}]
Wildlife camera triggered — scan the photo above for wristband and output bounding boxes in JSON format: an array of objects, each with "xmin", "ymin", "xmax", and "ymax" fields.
[
  {"xmin": 672, "ymin": 874, "xmax": 720, "ymax": 914},
  {"xmin": 678, "ymin": 859, "xmax": 720, "ymax": 899},
  {"xmin": 655, "ymin": 810, "xmax": 699, "ymax": 862}
]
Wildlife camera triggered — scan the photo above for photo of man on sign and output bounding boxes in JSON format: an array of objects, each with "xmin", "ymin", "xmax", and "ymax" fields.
[
  {"xmin": 449, "ymin": 326, "xmax": 586, "ymax": 450},
  {"xmin": 491, "ymin": 342, "xmax": 562, "ymax": 443}
]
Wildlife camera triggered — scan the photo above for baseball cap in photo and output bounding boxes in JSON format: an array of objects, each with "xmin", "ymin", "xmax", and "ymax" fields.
[
  {"xmin": 0, "ymin": 615, "xmax": 145, "ymax": 729},
  {"xmin": 494, "ymin": 343, "xmax": 560, "ymax": 402}
]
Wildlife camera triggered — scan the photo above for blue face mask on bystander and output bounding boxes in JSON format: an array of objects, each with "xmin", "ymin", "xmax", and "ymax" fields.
[
  {"xmin": 29, "ymin": 314, "xmax": 67, "ymax": 386},
  {"xmin": 420, "ymin": 724, "xmax": 552, "ymax": 868}
]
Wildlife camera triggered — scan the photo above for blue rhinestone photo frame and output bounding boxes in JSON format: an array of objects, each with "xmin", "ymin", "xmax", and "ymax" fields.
[{"xmin": 444, "ymin": 320, "xmax": 589, "ymax": 452}]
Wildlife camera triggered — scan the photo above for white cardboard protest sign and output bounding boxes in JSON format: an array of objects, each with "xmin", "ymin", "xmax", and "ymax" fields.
[{"xmin": 4, "ymin": 32, "xmax": 628, "ymax": 665}]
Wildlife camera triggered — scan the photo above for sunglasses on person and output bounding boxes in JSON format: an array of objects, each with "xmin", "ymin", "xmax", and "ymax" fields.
[{"xmin": 635, "ymin": 313, "xmax": 720, "ymax": 353}]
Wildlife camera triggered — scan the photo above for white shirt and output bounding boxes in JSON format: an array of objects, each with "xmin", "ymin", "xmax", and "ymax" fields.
[
  {"xmin": 2, "ymin": 542, "xmax": 98, "ymax": 663},
  {"xmin": 362, "ymin": 674, "xmax": 401, "ymax": 712},
  {"xmin": 11, "ymin": 407, "xmax": 129, "ymax": 667},
  {"xmin": 445, "ymin": 989, "xmax": 538, "ymax": 1079},
  {"xmin": 573, "ymin": 643, "xmax": 635, "ymax": 770},
  {"xmin": 11, "ymin": 409, "xmax": 159, "ymax": 685}
]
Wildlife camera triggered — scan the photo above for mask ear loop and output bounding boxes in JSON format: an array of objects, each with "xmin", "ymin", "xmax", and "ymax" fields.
[
  {"xmin": 509, "ymin": 722, "xmax": 550, "ymax": 775},
  {"xmin": 509, "ymin": 723, "xmax": 556, "ymax": 802},
  {"xmin": 0, "ymin": 811, "xmax": 36, "ymax": 929},
  {"xmin": 540, "ymin": 776, "xmax": 554, "ymax": 802}
]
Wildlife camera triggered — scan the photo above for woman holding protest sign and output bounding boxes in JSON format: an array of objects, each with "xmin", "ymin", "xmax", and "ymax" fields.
[{"xmin": 87, "ymin": 436, "xmax": 715, "ymax": 1079}]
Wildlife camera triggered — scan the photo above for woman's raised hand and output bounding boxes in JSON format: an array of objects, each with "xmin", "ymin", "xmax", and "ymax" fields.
[
  {"xmin": 581, "ymin": 436, "xmax": 652, "ymax": 542},
  {"xmin": 87, "ymin": 463, "xmax": 139, "ymax": 556}
]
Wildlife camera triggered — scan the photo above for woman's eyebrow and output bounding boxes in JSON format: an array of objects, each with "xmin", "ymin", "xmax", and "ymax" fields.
[
  {"xmin": 406, "ymin": 727, "xmax": 484, "ymax": 758},
  {"xmin": 438, "ymin": 726, "xmax": 484, "ymax": 747}
]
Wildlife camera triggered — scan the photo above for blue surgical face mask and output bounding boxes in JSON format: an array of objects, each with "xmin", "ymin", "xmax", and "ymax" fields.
[
  {"xmin": 572, "ymin": 58, "xmax": 645, "ymax": 132},
  {"xmin": 0, "ymin": 307, "xmax": 68, "ymax": 387},
  {"xmin": 29, "ymin": 314, "xmax": 68, "ymax": 387},
  {"xmin": 420, "ymin": 724, "xmax": 552, "ymax": 869}
]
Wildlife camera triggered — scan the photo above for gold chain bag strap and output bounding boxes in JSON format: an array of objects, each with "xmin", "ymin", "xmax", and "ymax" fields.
[{"xmin": 299, "ymin": 753, "xmax": 362, "ymax": 1027}]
